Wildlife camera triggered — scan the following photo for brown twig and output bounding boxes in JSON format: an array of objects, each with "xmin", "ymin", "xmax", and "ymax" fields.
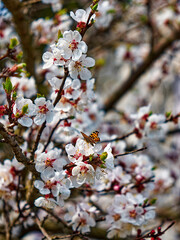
[
  {"xmin": 100, "ymin": 130, "xmax": 135, "ymax": 143},
  {"xmin": 0, "ymin": 52, "xmax": 9, "ymax": 61},
  {"xmin": 39, "ymin": 207, "xmax": 68, "ymax": 227},
  {"xmin": 135, "ymin": 221, "xmax": 175, "ymax": 239},
  {"xmin": 114, "ymin": 146, "xmax": 147, "ymax": 158},
  {"xmin": 31, "ymin": 67, "xmax": 69, "ymax": 160},
  {"xmin": 43, "ymin": 117, "xmax": 72, "ymax": 152},
  {"xmin": 35, "ymin": 216, "xmax": 52, "ymax": 240},
  {"xmin": 53, "ymin": 67, "xmax": 69, "ymax": 106},
  {"xmin": 31, "ymin": 121, "xmax": 46, "ymax": 161},
  {"xmin": 80, "ymin": 0, "xmax": 100, "ymax": 38},
  {"xmin": 22, "ymin": 0, "xmax": 41, "ymax": 6},
  {"xmin": 0, "ymin": 122, "xmax": 39, "ymax": 177}
]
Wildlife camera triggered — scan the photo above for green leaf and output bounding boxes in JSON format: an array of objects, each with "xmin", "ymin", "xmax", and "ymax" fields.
[
  {"xmin": 12, "ymin": 91, "xmax": 17, "ymax": 100},
  {"xmin": 58, "ymin": 30, "xmax": 63, "ymax": 39},
  {"xmin": 100, "ymin": 152, "xmax": 108, "ymax": 161},
  {"xmin": 166, "ymin": 111, "xmax": 172, "ymax": 118},
  {"xmin": 58, "ymin": 8, "xmax": 67, "ymax": 15},
  {"xmin": 16, "ymin": 51, "xmax": 23, "ymax": 62},
  {"xmin": 22, "ymin": 104, "xmax": 29, "ymax": 114},
  {"xmin": 150, "ymin": 198, "xmax": 157, "ymax": 205},
  {"xmin": 37, "ymin": 93, "xmax": 45, "ymax": 98},
  {"xmin": 9, "ymin": 37, "xmax": 19, "ymax": 49},
  {"xmin": 144, "ymin": 199, "xmax": 148, "ymax": 205},
  {"xmin": 91, "ymin": 3, "xmax": 98, "ymax": 12},
  {"xmin": 149, "ymin": 111, "xmax": 153, "ymax": 116},
  {"xmin": 3, "ymin": 78, "xmax": 13, "ymax": 94},
  {"xmin": 100, "ymin": 164, "xmax": 106, "ymax": 168},
  {"xmin": 89, "ymin": 155, "xmax": 93, "ymax": 161}
]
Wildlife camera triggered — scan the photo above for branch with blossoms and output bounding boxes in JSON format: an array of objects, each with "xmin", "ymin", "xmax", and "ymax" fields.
[{"xmin": 135, "ymin": 221, "xmax": 175, "ymax": 240}]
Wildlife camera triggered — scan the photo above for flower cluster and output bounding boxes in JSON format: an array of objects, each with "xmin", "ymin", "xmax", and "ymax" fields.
[
  {"xmin": 65, "ymin": 138, "xmax": 114, "ymax": 187},
  {"xmin": 64, "ymin": 202, "xmax": 97, "ymax": 233},
  {"xmin": 42, "ymin": 30, "xmax": 95, "ymax": 80},
  {"xmin": 106, "ymin": 193, "xmax": 156, "ymax": 238},
  {"xmin": 12, "ymin": 96, "xmax": 54, "ymax": 127}
]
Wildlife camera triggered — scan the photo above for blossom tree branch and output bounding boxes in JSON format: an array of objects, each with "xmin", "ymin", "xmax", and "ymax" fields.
[
  {"xmin": 104, "ymin": 29, "xmax": 180, "ymax": 112},
  {"xmin": 0, "ymin": 122, "xmax": 39, "ymax": 177}
]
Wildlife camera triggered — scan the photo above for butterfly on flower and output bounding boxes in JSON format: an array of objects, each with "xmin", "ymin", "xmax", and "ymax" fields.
[{"xmin": 81, "ymin": 131, "xmax": 100, "ymax": 146}]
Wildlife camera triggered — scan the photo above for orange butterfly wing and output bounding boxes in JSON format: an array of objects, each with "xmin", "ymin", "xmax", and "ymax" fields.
[{"xmin": 81, "ymin": 131, "xmax": 100, "ymax": 146}]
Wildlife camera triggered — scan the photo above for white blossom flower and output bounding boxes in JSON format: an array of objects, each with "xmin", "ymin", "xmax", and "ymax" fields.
[
  {"xmin": 70, "ymin": 8, "xmax": 95, "ymax": 25},
  {"xmin": 57, "ymin": 30, "xmax": 87, "ymax": 61},
  {"xmin": 13, "ymin": 97, "xmax": 36, "ymax": 127},
  {"xmin": 65, "ymin": 138, "xmax": 101, "ymax": 163},
  {"xmin": 34, "ymin": 196, "xmax": 58, "ymax": 209},
  {"xmin": 68, "ymin": 54, "xmax": 95, "ymax": 80},
  {"xmin": 42, "ymin": 45, "xmax": 68, "ymax": 69},
  {"xmin": 71, "ymin": 161, "xmax": 95, "ymax": 187},
  {"xmin": 34, "ymin": 170, "xmax": 71, "ymax": 206},
  {"xmin": 34, "ymin": 97, "xmax": 54, "ymax": 125},
  {"xmin": 35, "ymin": 148, "xmax": 67, "ymax": 175},
  {"xmin": 62, "ymin": 77, "xmax": 82, "ymax": 100},
  {"xmin": 64, "ymin": 205, "xmax": 96, "ymax": 233}
]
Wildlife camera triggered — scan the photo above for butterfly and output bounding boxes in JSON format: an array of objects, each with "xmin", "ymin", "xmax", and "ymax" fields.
[{"xmin": 81, "ymin": 131, "xmax": 100, "ymax": 146}]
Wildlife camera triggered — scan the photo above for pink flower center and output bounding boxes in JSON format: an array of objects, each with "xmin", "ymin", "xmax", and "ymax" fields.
[
  {"xmin": 66, "ymin": 87, "xmax": 74, "ymax": 95},
  {"xmin": 150, "ymin": 122, "xmax": 157, "ymax": 129},
  {"xmin": 79, "ymin": 218, "xmax": 87, "ymax": 226},
  {"xmin": 45, "ymin": 158, "xmax": 56, "ymax": 167},
  {"xmin": 77, "ymin": 21, "xmax": 86, "ymax": 29},
  {"xmin": 69, "ymin": 39, "xmax": 79, "ymax": 50},
  {"xmin": 44, "ymin": 180, "xmax": 57, "ymax": 189},
  {"xmin": 80, "ymin": 165, "xmax": 88, "ymax": 174},
  {"xmin": 74, "ymin": 61, "xmax": 82, "ymax": 71},
  {"xmin": 74, "ymin": 152, "xmax": 82, "ymax": 160},
  {"xmin": 129, "ymin": 209, "xmax": 137, "ymax": 219},
  {"xmin": 39, "ymin": 104, "xmax": 49, "ymax": 114}
]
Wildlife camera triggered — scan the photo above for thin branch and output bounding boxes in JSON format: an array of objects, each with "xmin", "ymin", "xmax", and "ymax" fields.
[
  {"xmin": 100, "ymin": 130, "xmax": 135, "ymax": 143},
  {"xmin": 53, "ymin": 67, "xmax": 69, "ymax": 107},
  {"xmin": 16, "ymin": 175, "xmax": 25, "ymax": 218},
  {"xmin": 22, "ymin": 0, "xmax": 41, "ymax": 6},
  {"xmin": 0, "ymin": 122, "xmax": 39, "ymax": 177},
  {"xmin": 43, "ymin": 117, "xmax": 71, "ymax": 152},
  {"xmin": 39, "ymin": 207, "xmax": 68, "ymax": 227},
  {"xmin": 0, "ymin": 52, "xmax": 9, "ymax": 61},
  {"xmin": 31, "ymin": 67, "xmax": 69, "ymax": 160},
  {"xmin": 31, "ymin": 121, "xmax": 46, "ymax": 161},
  {"xmin": 35, "ymin": 216, "xmax": 52, "ymax": 240},
  {"xmin": 114, "ymin": 146, "xmax": 147, "ymax": 158},
  {"xmin": 135, "ymin": 221, "xmax": 175, "ymax": 239},
  {"xmin": 104, "ymin": 29, "xmax": 180, "ymax": 111},
  {"xmin": 80, "ymin": 0, "xmax": 100, "ymax": 38}
]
